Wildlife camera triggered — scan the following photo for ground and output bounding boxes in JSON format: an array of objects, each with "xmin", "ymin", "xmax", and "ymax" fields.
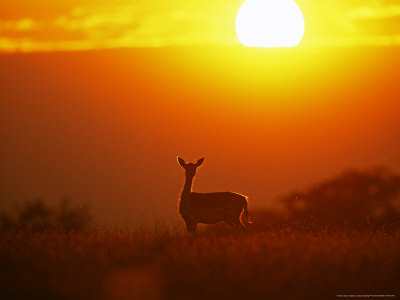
[{"xmin": 1, "ymin": 223, "xmax": 399, "ymax": 300}]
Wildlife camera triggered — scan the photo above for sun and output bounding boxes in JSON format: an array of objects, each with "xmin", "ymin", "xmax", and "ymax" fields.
[{"xmin": 236, "ymin": 0, "xmax": 305, "ymax": 48}]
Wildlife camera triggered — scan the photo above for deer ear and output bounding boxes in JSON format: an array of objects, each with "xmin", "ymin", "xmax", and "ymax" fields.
[
  {"xmin": 196, "ymin": 157, "xmax": 204, "ymax": 167},
  {"xmin": 177, "ymin": 157, "xmax": 186, "ymax": 167}
]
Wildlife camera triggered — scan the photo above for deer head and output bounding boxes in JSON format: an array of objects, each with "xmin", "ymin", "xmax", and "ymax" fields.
[{"xmin": 177, "ymin": 157, "xmax": 204, "ymax": 178}]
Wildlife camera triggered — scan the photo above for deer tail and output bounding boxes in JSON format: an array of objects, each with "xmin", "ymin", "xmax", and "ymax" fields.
[{"xmin": 243, "ymin": 197, "xmax": 252, "ymax": 224}]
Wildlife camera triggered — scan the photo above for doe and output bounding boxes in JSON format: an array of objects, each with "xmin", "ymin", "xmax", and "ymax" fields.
[{"xmin": 177, "ymin": 157, "xmax": 250, "ymax": 234}]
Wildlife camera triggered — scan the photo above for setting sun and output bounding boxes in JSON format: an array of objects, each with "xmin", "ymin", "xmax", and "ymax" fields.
[{"xmin": 236, "ymin": 0, "xmax": 305, "ymax": 47}]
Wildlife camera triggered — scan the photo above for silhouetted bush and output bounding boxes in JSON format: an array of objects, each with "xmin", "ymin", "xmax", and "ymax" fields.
[
  {"xmin": 16, "ymin": 199, "xmax": 54, "ymax": 232},
  {"xmin": 0, "ymin": 214, "xmax": 15, "ymax": 231},
  {"xmin": 1, "ymin": 198, "xmax": 92, "ymax": 232},
  {"xmin": 281, "ymin": 168, "xmax": 400, "ymax": 229},
  {"xmin": 57, "ymin": 199, "xmax": 92, "ymax": 232}
]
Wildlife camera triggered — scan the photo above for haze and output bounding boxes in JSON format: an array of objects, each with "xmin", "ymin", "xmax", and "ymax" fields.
[{"xmin": 1, "ymin": 46, "xmax": 399, "ymax": 224}]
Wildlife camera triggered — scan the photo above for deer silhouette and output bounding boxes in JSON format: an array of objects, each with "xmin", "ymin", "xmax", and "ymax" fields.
[{"xmin": 177, "ymin": 157, "xmax": 250, "ymax": 234}]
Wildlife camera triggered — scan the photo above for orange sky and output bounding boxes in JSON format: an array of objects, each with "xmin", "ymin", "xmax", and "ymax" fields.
[
  {"xmin": 1, "ymin": 1, "xmax": 400, "ymax": 224},
  {"xmin": 2, "ymin": 0, "xmax": 400, "ymax": 51}
]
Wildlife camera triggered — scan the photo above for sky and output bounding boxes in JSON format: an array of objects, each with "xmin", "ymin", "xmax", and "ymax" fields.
[
  {"xmin": 1, "ymin": 0, "xmax": 400, "ymax": 224},
  {"xmin": 2, "ymin": 0, "xmax": 400, "ymax": 52}
]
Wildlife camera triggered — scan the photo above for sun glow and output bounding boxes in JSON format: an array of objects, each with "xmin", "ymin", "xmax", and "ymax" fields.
[{"xmin": 236, "ymin": 0, "xmax": 305, "ymax": 48}]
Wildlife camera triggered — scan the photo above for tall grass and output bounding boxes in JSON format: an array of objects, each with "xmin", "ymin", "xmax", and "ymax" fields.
[{"xmin": 1, "ymin": 225, "xmax": 399, "ymax": 300}]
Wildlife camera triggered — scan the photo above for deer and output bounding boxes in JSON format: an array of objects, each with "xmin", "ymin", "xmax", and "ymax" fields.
[{"xmin": 177, "ymin": 157, "xmax": 251, "ymax": 234}]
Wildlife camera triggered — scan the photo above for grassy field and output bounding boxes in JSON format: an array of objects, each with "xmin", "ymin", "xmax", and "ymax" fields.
[{"xmin": 1, "ymin": 224, "xmax": 399, "ymax": 300}]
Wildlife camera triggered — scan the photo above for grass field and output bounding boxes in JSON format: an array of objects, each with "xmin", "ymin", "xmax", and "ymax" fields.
[{"xmin": 1, "ymin": 224, "xmax": 399, "ymax": 300}]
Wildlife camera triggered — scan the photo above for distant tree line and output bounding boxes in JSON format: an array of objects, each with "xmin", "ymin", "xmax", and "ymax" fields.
[
  {"xmin": 252, "ymin": 167, "xmax": 400, "ymax": 231},
  {"xmin": 0, "ymin": 198, "xmax": 92, "ymax": 232}
]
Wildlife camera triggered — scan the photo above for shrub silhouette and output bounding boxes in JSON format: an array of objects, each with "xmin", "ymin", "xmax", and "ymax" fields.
[
  {"xmin": 56, "ymin": 198, "xmax": 92, "ymax": 232},
  {"xmin": 1, "ymin": 198, "xmax": 92, "ymax": 232},
  {"xmin": 281, "ymin": 168, "xmax": 400, "ymax": 228},
  {"xmin": 17, "ymin": 199, "xmax": 54, "ymax": 232}
]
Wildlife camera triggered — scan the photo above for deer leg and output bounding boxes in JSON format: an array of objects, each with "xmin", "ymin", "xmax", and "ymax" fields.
[
  {"xmin": 237, "ymin": 219, "xmax": 248, "ymax": 232},
  {"xmin": 225, "ymin": 206, "xmax": 248, "ymax": 232},
  {"xmin": 236, "ymin": 219, "xmax": 248, "ymax": 232},
  {"xmin": 225, "ymin": 218, "xmax": 246, "ymax": 232},
  {"xmin": 185, "ymin": 220, "xmax": 198, "ymax": 234}
]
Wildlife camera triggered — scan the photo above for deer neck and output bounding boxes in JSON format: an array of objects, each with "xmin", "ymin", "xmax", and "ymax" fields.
[
  {"xmin": 181, "ymin": 174, "xmax": 194, "ymax": 199},
  {"xmin": 179, "ymin": 174, "xmax": 194, "ymax": 216}
]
